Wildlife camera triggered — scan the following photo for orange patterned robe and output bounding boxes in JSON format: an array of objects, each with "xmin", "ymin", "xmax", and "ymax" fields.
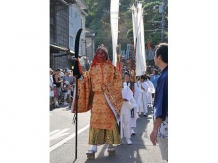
[{"xmin": 77, "ymin": 62, "xmax": 123, "ymax": 144}]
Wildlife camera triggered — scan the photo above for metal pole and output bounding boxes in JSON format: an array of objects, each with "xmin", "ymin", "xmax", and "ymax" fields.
[
  {"xmin": 161, "ymin": 0, "xmax": 165, "ymax": 42},
  {"xmin": 73, "ymin": 28, "xmax": 82, "ymax": 163},
  {"xmin": 85, "ymin": 41, "xmax": 88, "ymax": 70},
  {"xmin": 75, "ymin": 77, "xmax": 78, "ymax": 160},
  {"xmin": 86, "ymin": 50, "xmax": 88, "ymax": 70}
]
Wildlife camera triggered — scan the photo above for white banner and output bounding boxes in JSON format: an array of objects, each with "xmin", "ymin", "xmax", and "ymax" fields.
[
  {"xmin": 110, "ymin": 0, "xmax": 120, "ymax": 66},
  {"xmin": 132, "ymin": 4, "xmax": 137, "ymax": 48},
  {"xmin": 135, "ymin": 2, "xmax": 146, "ymax": 76}
]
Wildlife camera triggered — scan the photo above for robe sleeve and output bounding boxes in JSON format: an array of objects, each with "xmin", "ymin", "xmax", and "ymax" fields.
[
  {"xmin": 142, "ymin": 82, "xmax": 148, "ymax": 92},
  {"xmin": 122, "ymin": 87, "xmax": 133, "ymax": 101},
  {"xmin": 134, "ymin": 83, "xmax": 140, "ymax": 92},
  {"xmin": 71, "ymin": 70, "xmax": 92, "ymax": 113}
]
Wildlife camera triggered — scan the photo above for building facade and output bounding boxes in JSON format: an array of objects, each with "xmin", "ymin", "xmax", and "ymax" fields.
[
  {"xmin": 50, "ymin": 0, "xmax": 87, "ymax": 71},
  {"xmin": 69, "ymin": 0, "xmax": 88, "ymax": 71}
]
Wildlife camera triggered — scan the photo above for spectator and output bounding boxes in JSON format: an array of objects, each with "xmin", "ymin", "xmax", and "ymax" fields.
[
  {"xmin": 50, "ymin": 68, "xmax": 54, "ymax": 94},
  {"xmin": 53, "ymin": 68, "xmax": 63, "ymax": 105},
  {"xmin": 50, "ymin": 68, "xmax": 54, "ymax": 110},
  {"xmin": 63, "ymin": 70, "xmax": 74, "ymax": 106},
  {"xmin": 62, "ymin": 81, "xmax": 69, "ymax": 105},
  {"xmin": 62, "ymin": 81, "xmax": 73, "ymax": 107},
  {"xmin": 150, "ymin": 69, "xmax": 160, "ymax": 101},
  {"xmin": 150, "ymin": 43, "xmax": 168, "ymax": 161},
  {"xmin": 150, "ymin": 69, "xmax": 160, "ymax": 89},
  {"xmin": 53, "ymin": 84, "xmax": 60, "ymax": 108}
]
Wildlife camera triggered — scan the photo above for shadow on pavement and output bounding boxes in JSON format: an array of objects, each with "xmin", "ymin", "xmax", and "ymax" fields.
[{"xmin": 83, "ymin": 106, "xmax": 157, "ymax": 163}]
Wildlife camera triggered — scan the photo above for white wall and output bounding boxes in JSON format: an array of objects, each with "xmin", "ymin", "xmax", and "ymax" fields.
[{"xmin": 69, "ymin": 5, "xmax": 86, "ymax": 56}]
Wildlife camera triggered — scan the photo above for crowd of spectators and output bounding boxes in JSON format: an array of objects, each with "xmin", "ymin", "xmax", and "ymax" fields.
[{"xmin": 50, "ymin": 68, "xmax": 75, "ymax": 110}]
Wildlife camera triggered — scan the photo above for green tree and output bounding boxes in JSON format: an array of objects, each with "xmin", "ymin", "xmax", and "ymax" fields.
[{"xmin": 83, "ymin": 0, "xmax": 168, "ymax": 59}]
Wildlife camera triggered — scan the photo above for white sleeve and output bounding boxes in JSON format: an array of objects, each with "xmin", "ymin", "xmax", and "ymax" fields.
[
  {"xmin": 148, "ymin": 80, "xmax": 154, "ymax": 89},
  {"xmin": 126, "ymin": 88, "xmax": 133, "ymax": 100},
  {"xmin": 147, "ymin": 80, "xmax": 155, "ymax": 93},
  {"xmin": 141, "ymin": 82, "xmax": 148, "ymax": 92},
  {"xmin": 122, "ymin": 88, "xmax": 133, "ymax": 100},
  {"xmin": 134, "ymin": 83, "xmax": 140, "ymax": 92}
]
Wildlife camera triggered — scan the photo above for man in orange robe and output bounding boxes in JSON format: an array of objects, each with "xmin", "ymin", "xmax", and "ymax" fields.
[{"xmin": 74, "ymin": 44, "xmax": 123, "ymax": 157}]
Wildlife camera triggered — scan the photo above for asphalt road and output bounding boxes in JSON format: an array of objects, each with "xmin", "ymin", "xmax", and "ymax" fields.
[{"xmin": 50, "ymin": 106, "xmax": 167, "ymax": 163}]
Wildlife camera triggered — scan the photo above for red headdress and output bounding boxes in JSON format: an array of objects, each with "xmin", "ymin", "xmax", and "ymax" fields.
[{"xmin": 91, "ymin": 44, "xmax": 112, "ymax": 67}]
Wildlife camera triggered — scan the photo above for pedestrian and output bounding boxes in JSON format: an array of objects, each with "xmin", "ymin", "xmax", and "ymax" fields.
[
  {"xmin": 62, "ymin": 81, "xmax": 69, "ymax": 105},
  {"xmin": 53, "ymin": 84, "xmax": 60, "ymax": 108},
  {"xmin": 63, "ymin": 70, "xmax": 74, "ymax": 106},
  {"xmin": 72, "ymin": 44, "xmax": 123, "ymax": 159},
  {"xmin": 150, "ymin": 69, "xmax": 160, "ymax": 89},
  {"xmin": 50, "ymin": 68, "xmax": 54, "ymax": 110},
  {"xmin": 53, "ymin": 68, "xmax": 63, "ymax": 105},
  {"xmin": 150, "ymin": 43, "xmax": 168, "ymax": 161}
]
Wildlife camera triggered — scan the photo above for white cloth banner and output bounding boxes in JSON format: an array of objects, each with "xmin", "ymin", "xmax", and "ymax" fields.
[
  {"xmin": 110, "ymin": 0, "xmax": 120, "ymax": 66},
  {"xmin": 131, "ymin": 4, "xmax": 137, "ymax": 48},
  {"xmin": 133, "ymin": 3, "xmax": 147, "ymax": 76}
]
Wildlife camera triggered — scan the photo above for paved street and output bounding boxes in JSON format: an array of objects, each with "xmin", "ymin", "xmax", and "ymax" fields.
[{"xmin": 50, "ymin": 105, "xmax": 167, "ymax": 163}]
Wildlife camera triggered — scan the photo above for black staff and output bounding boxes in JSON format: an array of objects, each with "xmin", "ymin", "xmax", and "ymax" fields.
[{"xmin": 73, "ymin": 28, "xmax": 83, "ymax": 162}]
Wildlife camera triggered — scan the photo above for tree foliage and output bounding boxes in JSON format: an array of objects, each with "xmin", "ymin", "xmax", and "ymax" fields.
[{"xmin": 84, "ymin": 0, "xmax": 168, "ymax": 58}]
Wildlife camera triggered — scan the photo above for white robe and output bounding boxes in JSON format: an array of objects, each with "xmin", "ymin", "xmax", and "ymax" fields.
[
  {"xmin": 120, "ymin": 82, "xmax": 134, "ymax": 139},
  {"xmin": 146, "ymin": 80, "xmax": 155, "ymax": 104},
  {"xmin": 135, "ymin": 81, "xmax": 149, "ymax": 114},
  {"xmin": 141, "ymin": 81, "xmax": 149, "ymax": 114},
  {"xmin": 129, "ymin": 97, "xmax": 138, "ymax": 128},
  {"xmin": 134, "ymin": 82, "xmax": 143, "ymax": 113}
]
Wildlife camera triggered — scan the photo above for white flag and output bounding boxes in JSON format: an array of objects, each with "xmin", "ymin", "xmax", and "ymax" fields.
[
  {"xmin": 110, "ymin": 0, "xmax": 120, "ymax": 66},
  {"xmin": 135, "ymin": 2, "xmax": 146, "ymax": 76}
]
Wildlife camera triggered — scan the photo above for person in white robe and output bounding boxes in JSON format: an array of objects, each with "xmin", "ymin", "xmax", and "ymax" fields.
[
  {"xmin": 124, "ymin": 73, "xmax": 139, "ymax": 135},
  {"xmin": 137, "ymin": 75, "xmax": 149, "ymax": 116},
  {"xmin": 146, "ymin": 75, "xmax": 155, "ymax": 107},
  {"xmin": 120, "ymin": 81, "xmax": 134, "ymax": 145},
  {"xmin": 130, "ymin": 96, "xmax": 139, "ymax": 135},
  {"xmin": 134, "ymin": 77, "xmax": 143, "ymax": 116}
]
